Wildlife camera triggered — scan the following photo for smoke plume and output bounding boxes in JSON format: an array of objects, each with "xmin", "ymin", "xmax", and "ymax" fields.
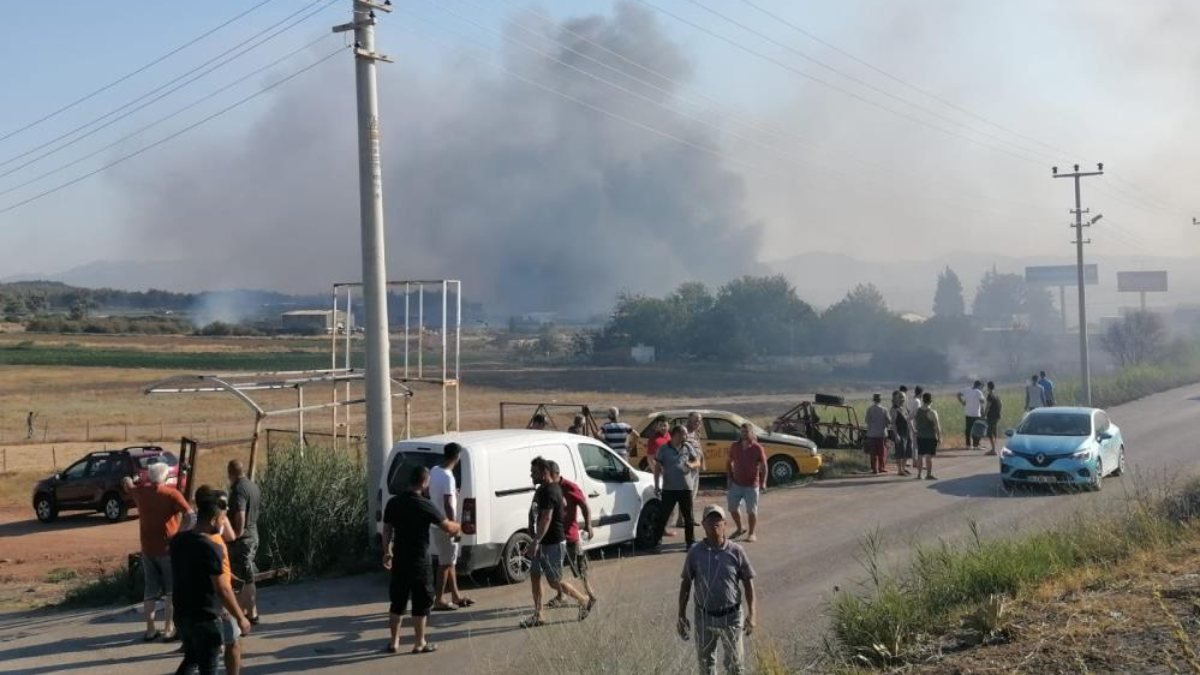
[{"xmin": 115, "ymin": 3, "xmax": 761, "ymax": 316}]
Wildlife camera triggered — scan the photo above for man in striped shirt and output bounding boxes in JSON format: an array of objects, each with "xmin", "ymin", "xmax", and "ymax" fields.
[{"xmin": 600, "ymin": 407, "xmax": 638, "ymax": 460}]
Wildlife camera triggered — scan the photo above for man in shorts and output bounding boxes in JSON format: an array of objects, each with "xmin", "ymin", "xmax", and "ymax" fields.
[
  {"xmin": 522, "ymin": 457, "xmax": 594, "ymax": 627},
  {"xmin": 123, "ymin": 461, "xmax": 191, "ymax": 641},
  {"xmin": 547, "ymin": 462, "xmax": 597, "ymax": 608},
  {"xmin": 430, "ymin": 443, "xmax": 473, "ymax": 611},
  {"xmin": 985, "ymin": 381, "xmax": 1003, "ymax": 455},
  {"xmin": 227, "ymin": 460, "xmax": 261, "ymax": 625},
  {"xmin": 726, "ymin": 423, "xmax": 766, "ymax": 542},
  {"xmin": 382, "ymin": 466, "xmax": 461, "ymax": 654},
  {"xmin": 914, "ymin": 392, "xmax": 943, "ymax": 480}
]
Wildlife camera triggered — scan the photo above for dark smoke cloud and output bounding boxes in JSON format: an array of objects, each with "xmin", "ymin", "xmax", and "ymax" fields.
[{"xmin": 116, "ymin": 3, "xmax": 761, "ymax": 316}]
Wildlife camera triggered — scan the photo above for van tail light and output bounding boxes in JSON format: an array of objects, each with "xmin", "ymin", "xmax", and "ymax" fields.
[{"xmin": 462, "ymin": 498, "xmax": 476, "ymax": 535}]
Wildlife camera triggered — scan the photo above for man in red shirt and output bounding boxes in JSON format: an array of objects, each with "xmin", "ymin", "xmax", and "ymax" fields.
[
  {"xmin": 726, "ymin": 423, "xmax": 767, "ymax": 543},
  {"xmin": 644, "ymin": 416, "xmax": 671, "ymax": 464},
  {"xmin": 547, "ymin": 463, "xmax": 597, "ymax": 608},
  {"xmin": 123, "ymin": 462, "xmax": 192, "ymax": 641}
]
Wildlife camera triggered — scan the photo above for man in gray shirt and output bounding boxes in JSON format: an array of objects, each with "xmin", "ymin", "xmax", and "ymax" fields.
[
  {"xmin": 227, "ymin": 460, "xmax": 261, "ymax": 624},
  {"xmin": 676, "ymin": 412, "xmax": 706, "ymax": 529},
  {"xmin": 654, "ymin": 425, "xmax": 700, "ymax": 549},
  {"xmin": 678, "ymin": 504, "xmax": 756, "ymax": 675},
  {"xmin": 864, "ymin": 393, "xmax": 893, "ymax": 475}
]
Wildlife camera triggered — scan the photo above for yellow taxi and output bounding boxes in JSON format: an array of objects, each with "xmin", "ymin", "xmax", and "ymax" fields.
[{"xmin": 630, "ymin": 409, "xmax": 822, "ymax": 485}]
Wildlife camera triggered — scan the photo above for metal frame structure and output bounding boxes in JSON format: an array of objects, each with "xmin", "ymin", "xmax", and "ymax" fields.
[
  {"xmin": 498, "ymin": 401, "xmax": 603, "ymax": 437},
  {"xmin": 331, "ymin": 279, "xmax": 462, "ymax": 436},
  {"xmin": 145, "ymin": 370, "xmax": 413, "ymax": 479}
]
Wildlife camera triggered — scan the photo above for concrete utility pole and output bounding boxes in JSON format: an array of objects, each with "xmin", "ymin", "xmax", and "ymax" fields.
[
  {"xmin": 335, "ymin": 0, "xmax": 394, "ymax": 542},
  {"xmin": 1052, "ymin": 163, "xmax": 1104, "ymax": 407}
]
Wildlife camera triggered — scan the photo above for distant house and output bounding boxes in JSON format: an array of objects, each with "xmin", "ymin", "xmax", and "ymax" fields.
[{"xmin": 281, "ymin": 309, "xmax": 346, "ymax": 334}]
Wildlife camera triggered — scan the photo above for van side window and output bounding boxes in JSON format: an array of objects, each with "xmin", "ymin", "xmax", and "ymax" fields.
[
  {"xmin": 704, "ymin": 418, "xmax": 740, "ymax": 442},
  {"xmin": 578, "ymin": 444, "xmax": 627, "ymax": 483}
]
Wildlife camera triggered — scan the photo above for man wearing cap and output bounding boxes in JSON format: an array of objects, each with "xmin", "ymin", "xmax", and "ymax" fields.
[
  {"xmin": 678, "ymin": 504, "xmax": 757, "ymax": 675},
  {"xmin": 600, "ymin": 407, "xmax": 638, "ymax": 460}
]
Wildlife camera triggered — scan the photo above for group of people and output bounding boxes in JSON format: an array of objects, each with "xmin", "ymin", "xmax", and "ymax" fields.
[{"xmin": 124, "ymin": 459, "xmax": 261, "ymax": 675}]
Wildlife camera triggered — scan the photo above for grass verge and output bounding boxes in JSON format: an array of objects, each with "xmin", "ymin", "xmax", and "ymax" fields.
[
  {"xmin": 828, "ymin": 478, "xmax": 1200, "ymax": 668},
  {"xmin": 60, "ymin": 565, "xmax": 136, "ymax": 608}
]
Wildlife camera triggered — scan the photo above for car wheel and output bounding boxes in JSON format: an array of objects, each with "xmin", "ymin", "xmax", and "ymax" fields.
[
  {"xmin": 1087, "ymin": 460, "xmax": 1103, "ymax": 492},
  {"xmin": 496, "ymin": 531, "xmax": 533, "ymax": 584},
  {"xmin": 101, "ymin": 493, "xmax": 128, "ymax": 522},
  {"xmin": 1111, "ymin": 447, "xmax": 1126, "ymax": 477},
  {"xmin": 635, "ymin": 500, "xmax": 663, "ymax": 550},
  {"xmin": 767, "ymin": 455, "xmax": 798, "ymax": 486},
  {"xmin": 34, "ymin": 494, "xmax": 58, "ymax": 523}
]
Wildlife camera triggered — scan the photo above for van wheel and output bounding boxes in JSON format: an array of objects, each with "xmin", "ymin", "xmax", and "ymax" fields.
[
  {"xmin": 635, "ymin": 501, "xmax": 662, "ymax": 550},
  {"xmin": 101, "ymin": 493, "xmax": 127, "ymax": 522},
  {"xmin": 497, "ymin": 532, "xmax": 533, "ymax": 584},
  {"xmin": 34, "ymin": 494, "xmax": 57, "ymax": 523},
  {"xmin": 767, "ymin": 455, "xmax": 798, "ymax": 486}
]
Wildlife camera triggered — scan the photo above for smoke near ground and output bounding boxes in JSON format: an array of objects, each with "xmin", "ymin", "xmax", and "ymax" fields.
[{"xmin": 115, "ymin": 4, "xmax": 760, "ymax": 316}]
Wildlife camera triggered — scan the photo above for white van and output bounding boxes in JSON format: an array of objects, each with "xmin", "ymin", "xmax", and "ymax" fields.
[{"xmin": 379, "ymin": 429, "xmax": 663, "ymax": 583}]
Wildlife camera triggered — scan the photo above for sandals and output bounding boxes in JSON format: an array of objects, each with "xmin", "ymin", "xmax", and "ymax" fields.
[
  {"xmin": 545, "ymin": 596, "xmax": 568, "ymax": 609},
  {"xmin": 519, "ymin": 616, "xmax": 547, "ymax": 629},
  {"xmin": 432, "ymin": 603, "xmax": 459, "ymax": 612},
  {"xmin": 579, "ymin": 596, "xmax": 596, "ymax": 621},
  {"xmin": 411, "ymin": 643, "xmax": 438, "ymax": 654},
  {"xmin": 382, "ymin": 644, "xmax": 399, "ymax": 654},
  {"xmin": 142, "ymin": 630, "xmax": 161, "ymax": 642},
  {"xmin": 455, "ymin": 597, "xmax": 476, "ymax": 608}
]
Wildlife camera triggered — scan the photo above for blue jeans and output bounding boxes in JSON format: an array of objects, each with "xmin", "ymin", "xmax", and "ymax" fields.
[{"xmin": 176, "ymin": 617, "xmax": 222, "ymax": 675}]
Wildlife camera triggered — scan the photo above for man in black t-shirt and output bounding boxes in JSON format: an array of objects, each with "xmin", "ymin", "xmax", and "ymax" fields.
[
  {"xmin": 521, "ymin": 457, "xmax": 593, "ymax": 628},
  {"xmin": 171, "ymin": 485, "xmax": 251, "ymax": 675},
  {"xmin": 381, "ymin": 465, "xmax": 461, "ymax": 655}
]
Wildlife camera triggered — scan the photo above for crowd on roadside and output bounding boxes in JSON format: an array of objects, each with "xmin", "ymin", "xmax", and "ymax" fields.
[{"xmin": 862, "ymin": 371, "xmax": 1057, "ymax": 481}]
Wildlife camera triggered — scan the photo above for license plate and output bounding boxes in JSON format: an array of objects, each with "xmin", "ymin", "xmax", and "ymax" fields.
[{"xmin": 1027, "ymin": 475, "xmax": 1056, "ymax": 483}]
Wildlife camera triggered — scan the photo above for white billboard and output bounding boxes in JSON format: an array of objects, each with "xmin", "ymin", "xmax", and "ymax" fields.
[
  {"xmin": 1025, "ymin": 264, "xmax": 1098, "ymax": 286},
  {"xmin": 1117, "ymin": 271, "xmax": 1168, "ymax": 293}
]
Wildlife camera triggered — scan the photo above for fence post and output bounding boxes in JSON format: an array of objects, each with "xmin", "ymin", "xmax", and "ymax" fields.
[
  {"xmin": 51, "ymin": 446, "xmax": 57, "ymax": 470},
  {"xmin": 160, "ymin": 421, "xmax": 164, "ymax": 440},
  {"xmin": 124, "ymin": 424, "xmax": 129, "ymax": 442},
  {"xmin": 86, "ymin": 420, "xmax": 90, "ymax": 442}
]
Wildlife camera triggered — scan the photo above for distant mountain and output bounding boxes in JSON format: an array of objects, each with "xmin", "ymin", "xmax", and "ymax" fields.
[{"xmin": 3, "ymin": 259, "xmax": 234, "ymax": 293}]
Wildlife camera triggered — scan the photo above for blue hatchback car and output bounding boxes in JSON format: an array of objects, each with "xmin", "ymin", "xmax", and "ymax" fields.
[{"xmin": 999, "ymin": 407, "xmax": 1126, "ymax": 491}]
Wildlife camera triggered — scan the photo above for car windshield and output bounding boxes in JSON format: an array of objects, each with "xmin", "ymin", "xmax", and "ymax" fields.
[{"xmin": 1017, "ymin": 412, "xmax": 1092, "ymax": 437}]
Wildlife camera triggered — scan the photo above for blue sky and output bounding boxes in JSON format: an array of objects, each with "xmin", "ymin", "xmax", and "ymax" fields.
[{"xmin": 0, "ymin": 1, "xmax": 1197, "ymax": 293}]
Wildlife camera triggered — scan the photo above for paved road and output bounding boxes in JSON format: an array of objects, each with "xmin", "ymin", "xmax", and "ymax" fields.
[{"xmin": 3, "ymin": 384, "xmax": 1199, "ymax": 674}]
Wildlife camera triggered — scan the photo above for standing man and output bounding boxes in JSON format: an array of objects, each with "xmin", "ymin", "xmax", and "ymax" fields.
[
  {"xmin": 655, "ymin": 426, "xmax": 701, "ymax": 549},
  {"xmin": 676, "ymin": 412, "xmax": 705, "ymax": 529},
  {"xmin": 170, "ymin": 485, "xmax": 251, "ymax": 675},
  {"xmin": 194, "ymin": 486, "xmax": 242, "ymax": 675},
  {"xmin": 226, "ymin": 460, "xmax": 261, "ymax": 625},
  {"xmin": 907, "ymin": 386, "xmax": 924, "ymax": 452},
  {"xmin": 914, "ymin": 392, "xmax": 942, "ymax": 480},
  {"xmin": 678, "ymin": 505, "xmax": 756, "ymax": 675},
  {"xmin": 528, "ymin": 414, "xmax": 548, "ymax": 430},
  {"xmin": 890, "ymin": 390, "xmax": 913, "ymax": 476},
  {"xmin": 1025, "ymin": 374, "xmax": 1047, "ymax": 411},
  {"xmin": 123, "ymin": 462, "xmax": 191, "ymax": 641},
  {"xmin": 381, "ymin": 466, "xmax": 461, "ymax": 654},
  {"xmin": 600, "ymin": 407, "xmax": 638, "ymax": 460},
  {"xmin": 429, "ymin": 443, "xmax": 473, "ymax": 611},
  {"xmin": 957, "ymin": 380, "xmax": 985, "ymax": 450},
  {"xmin": 566, "ymin": 414, "xmax": 586, "ymax": 435},
  {"xmin": 546, "ymin": 462, "xmax": 597, "ymax": 609},
  {"xmin": 524, "ymin": 458, "xmax": 593, "ymax": 627},
  {"xmin": 1039, "ymin": 371, "xmax": 1056, "ymax": 407},
  {"xmin": 864, "ymin": 393, "xmax": 892, "ymax": 475},
  {"xmin": 726, "ymin": 423, "xmax": 766, "ymax": 542},
  {"xmin": 985, "ymin": 381, "xmax": 1003, "ymax": 455},
  {"xmin": 645, "ymin": 416, "xmax": 672, "ymax": 465},
  {"xmin": 26, "ymin": 410, "xmax": 35, "ymax": 440}
]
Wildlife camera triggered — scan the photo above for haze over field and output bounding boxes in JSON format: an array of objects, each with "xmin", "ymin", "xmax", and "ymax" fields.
[{"xmin": 1, "ymin": 1, "xmax": 1197, "ymax": 314}]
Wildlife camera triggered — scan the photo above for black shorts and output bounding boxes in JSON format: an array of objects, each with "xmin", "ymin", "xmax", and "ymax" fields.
[
  {"xmin": 917, "ymin": 438, "xmax": 939, "ymax": 456},
  {"xmin": 389, "ymin": 565, "xmax": 434, "ymax": 617},
  {"xmin": 564, "ymin": 541, "xmax": 589, "ymax": 579},
  {"xmin": 986, "ymin": 419, "xmax": 1000, "ymax": 437}
]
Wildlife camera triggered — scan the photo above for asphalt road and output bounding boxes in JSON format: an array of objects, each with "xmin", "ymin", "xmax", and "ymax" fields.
[{"xmin": 3, "ymin": 383, "xmax": 1199, "ymax": 674}]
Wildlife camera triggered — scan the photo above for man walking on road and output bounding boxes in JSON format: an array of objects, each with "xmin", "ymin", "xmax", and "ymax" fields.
[
  {"xmin": 547, "ymin": 462, "xmax": 597, "ymax": 608},
  {"xmin": 1026, "ymin": 374, "xmax": 1047, "ymax": 411},
  {"xmin": 123, "ymin": 462, "xmax": 191, "ymax": 642},
  {"xmin": 726, "ymin": 423, "xmax": 766, "ymax": 542},
  {"xmin": 676, "ymin": 412, "xmax": 706, "ymax": 529},
  {"xmin": 656, "ymin": 426, "xmax": 701, "ymax": 548},
  {"xmin": 226, "ymin": 460, "xmax": 261, "ymax": 626},
  {"xmin": 600, "ymin": 407, "xmax": 638, "ymax": 460},
  {"xmin": 382, "ymin": 466, "xmax": 461, "ymax": 654},
  {"xmin": 194, "ymin": 486, "xmax": 242, "ymax": 675},
  {"xmin": 864, "ymin": 393, "xmax": 892, "ymax": 474},
  {"xmin": 677, "ymin": 505, "xmax": 757, "ymax": 675},
  {"xmin": 430, "ymin": 443, "xmax": 473, "ymax": 611},
  {"xmin": 1039, "ymin": 371, "xmax": 1056, "ymax": 407},
  {"xmin": 170, "ymin": 485, "xmax": 251, "ymax": 675},
  {"xmin": 890, "ymin": 390, "xmax": 913, "ymax": 476},
  {"xmin": 957, "ymin": 381, "xmax": 985, "ymax": 449},
  {"xmin": 985, "ymin": 381, "xmax": 1003, "ymax": 455},
  {"xmin": 524, "ymin": 458, "xmax": 593, "ymax": 628},
  {"xmin": 914, "ymin": 392, "xmax": 942, "ymax": 480}
]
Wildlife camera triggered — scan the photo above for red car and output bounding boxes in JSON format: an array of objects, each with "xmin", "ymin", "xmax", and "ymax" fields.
[{"xmin": 32, "ymin": 446, "xmax": 181, "ymax": 523}]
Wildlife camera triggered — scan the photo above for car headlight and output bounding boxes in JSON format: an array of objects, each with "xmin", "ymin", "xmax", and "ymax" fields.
[
  {"xmin": 808, "ymin": 446, "xmax": 819, "ymax": 457},
  {"xmin": 999, "ymin": 447, "xmax": 1013, "ymax": 457},
  {"xmin": 1071, "ymin": 449, "xmax": 1093, "ymax": 459}
]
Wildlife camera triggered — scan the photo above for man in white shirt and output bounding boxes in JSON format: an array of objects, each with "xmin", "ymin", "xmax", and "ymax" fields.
[
  {"xmin": 956, "ymin": 380, "xmax": 985, "ymax": 450},
  {"xmin": 1025, "ymin": 374, "xmax": 1047, "ymax": 411},
  {"xmin": 430, "ymin": 443, "xmax": 473, "ymax": 611}
]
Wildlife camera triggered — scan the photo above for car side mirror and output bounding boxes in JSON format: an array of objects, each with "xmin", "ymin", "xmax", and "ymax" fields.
[
  {"xmin": 1004, "ymin": 429, "xmax": 1015, "ymax": 438},
  {"xmin": 624, "ymin": 467, "xmax": 635, "ymax": 482},
  {"xmin": 1098, "ymin": 432, "xmax": 1113, "ymax": 441},
  {"xmin": 53, "ymin": 472, "xmax": 62, "ymax": 481}
]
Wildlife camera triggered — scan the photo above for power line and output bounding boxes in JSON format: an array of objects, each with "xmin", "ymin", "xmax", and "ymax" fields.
[
  {"xmin": 0, "ymin": 47, "xmax": 346, "ymax": 217},
  {"xmin": 0, "ymin": 0, "xmax": 336, "ymax": 175},
  {"xmin": 0, "ymin": 34, "xmax": 337, "ymax": 201},
  {"xmin": 0, "ymin": 0, "xmax": 280, "ymax": 146}
]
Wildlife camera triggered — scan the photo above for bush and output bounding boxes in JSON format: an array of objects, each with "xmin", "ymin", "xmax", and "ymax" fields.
[
  {"xmin": 257, "ymin": 446, "xmax": 368, "ymax": 576},
  {"xmin": 61, "ymin": 564, "xmax": 137, "ymax": 608}
]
